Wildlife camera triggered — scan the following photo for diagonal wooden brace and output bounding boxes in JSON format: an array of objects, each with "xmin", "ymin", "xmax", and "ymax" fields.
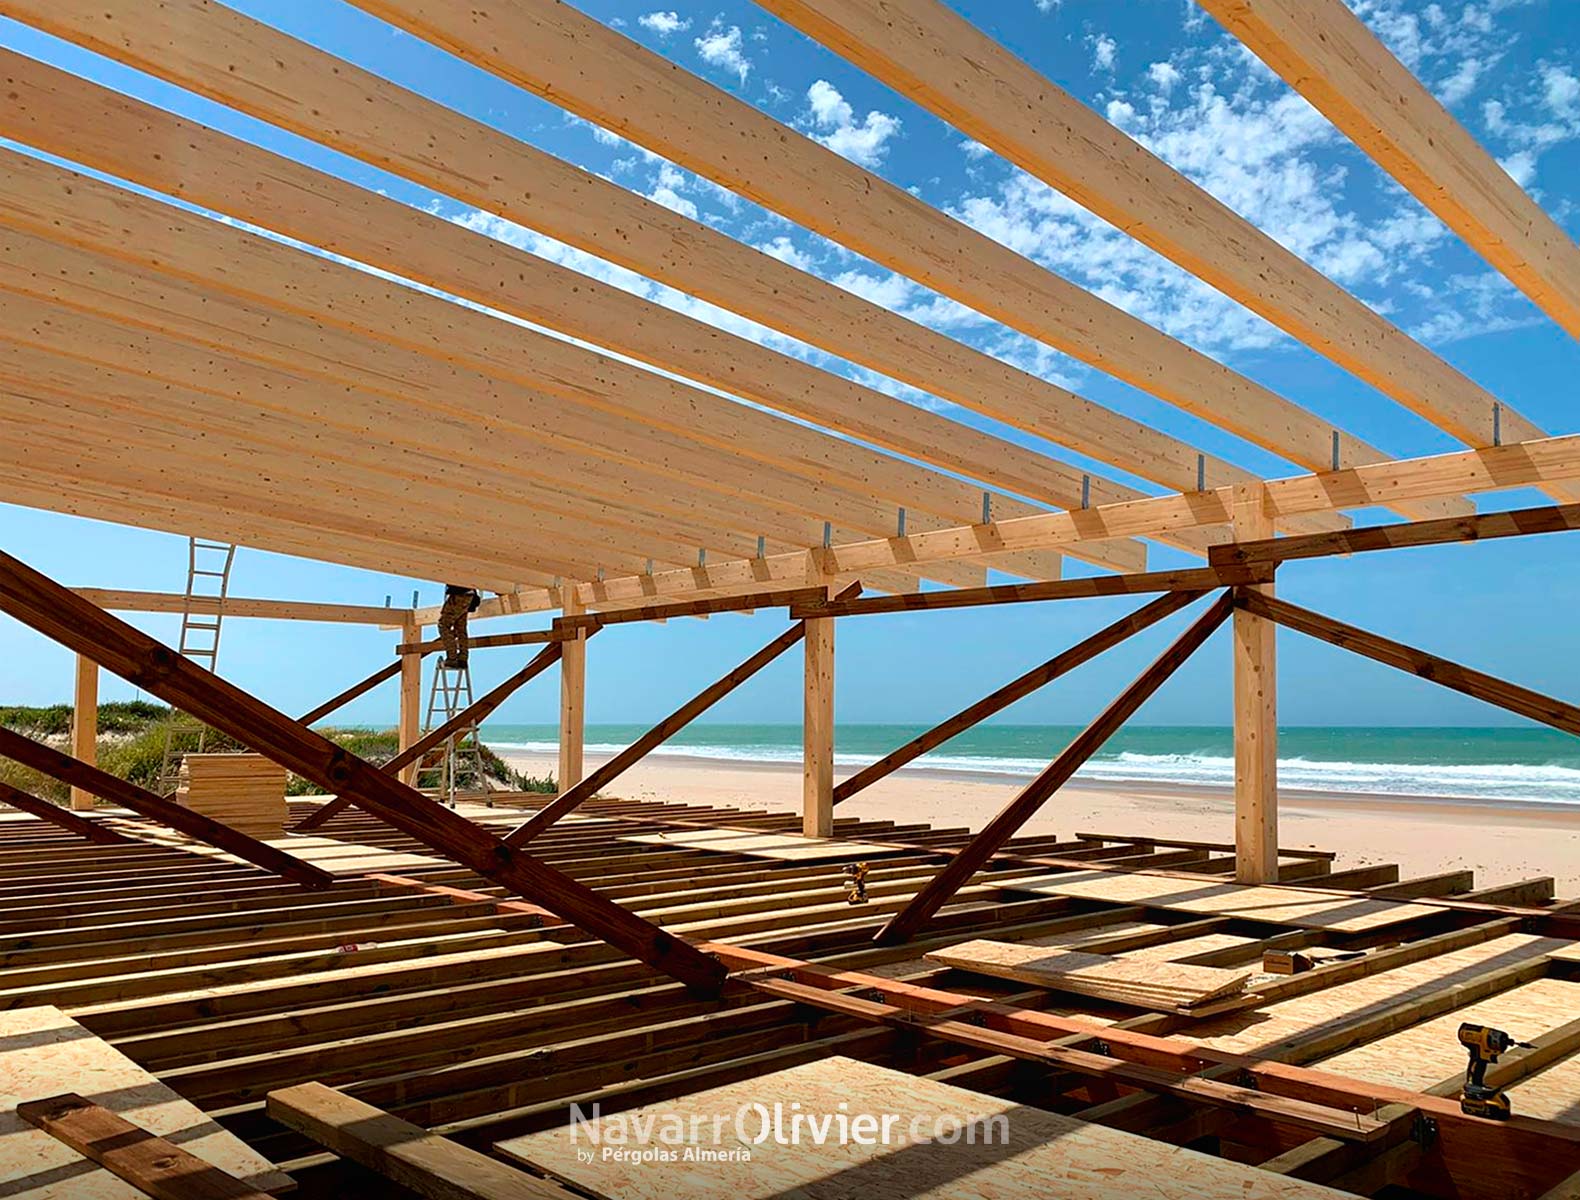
[{"xmin": 0, "ymin": 777, "xmax": 135, "ymax": 845}]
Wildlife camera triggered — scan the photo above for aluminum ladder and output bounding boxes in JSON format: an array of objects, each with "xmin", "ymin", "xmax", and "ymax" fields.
[
  {"xmin": 416, "ymin": 661, "xmax": 488, "ymax": 807},
  {"xmin": 156, "ymin": 538, "xmax": 238, "ymax": 794}
]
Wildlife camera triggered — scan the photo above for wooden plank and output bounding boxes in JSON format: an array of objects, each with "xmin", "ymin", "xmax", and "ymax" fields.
[
  {"xmin": 397, "ymin": 629, "xmax": 566, "ymax": 655},
  {"xmin": 0, "ymin": 780, "xmax": 134, "ymax": 845},
  {"xmin": 754, "ymin": 0, "xmax": 1554, "ymax": 484},
  {"xmin": 835, "ymin": 590, "xmax": 1205, "ymax": 803},
  {"xmin": 1243, "ymin": 591, "xmax": 1580, "ymax": 736},
  {"xmin": 299, "ymin": 658, "xmax": 406, "ymax": 728},
  {"xmin": 878, "ymin": 591, "xmax": 1233, "ymax": 943},
  {"xmin": 0, "ymin": 1005, "xmax": 290, "ymax": 1197},
  {"xmin": 398, "ymin": 614, "xmax": 421, "ymax": 787},
  {"xmin": 70, "ymin": 653, "xmax": 98, "ymax": 810},
  {"xmin": 0, "ymin": 727, "xmax": 332, "ymax": 888},
  {"xmin": 507, "ymin": 586, "xmax": 859, "ymax": 846},
  {"xmin": 558, "ymin": 592, "xmax": 586, "ymax": 795},
  {"xmin": 497, "ymin": 1055, "xmax": 1360, "ymax": 1198},
  {"xmin": 803, "ymin": 582, "xmax": 836, "ymax": 839},
  {"xmin": 17, "ymin": 1093, "xmax": 275, "ymax": 1200},
  {"xmin": 267, "ymin": 1082, "xmax": 561, "ymax": 1200},
  {"xmin": 0, "ymin": 546, "xmax": 727, "ymax": 993},
  {"xmin": 1233, "ymin": 485, "xmax": 1279, "ymax": 884},
  {"xmin": 72, "ymin": 589, "xmax": 405, "ymax": 624},
  {"xmin": 1197, "ymin": 0, "xmax": 1580, "ymax": 347},
  {"xmin": 614, "ymin": 828, "xmax": 900, "ymax": 862},
  {"xmin": 556, "ymin": 588, "xmax": 827, "ymax": 630},
  {"xmin": 1214, "ymin": 503, "xmax": 1580, "ymax": 569}
]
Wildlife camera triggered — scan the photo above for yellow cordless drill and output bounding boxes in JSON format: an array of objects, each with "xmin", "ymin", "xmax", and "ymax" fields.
[{"xmin": 1458, "ymin": 1023, "xmax": 1533, "ymax": 1119}]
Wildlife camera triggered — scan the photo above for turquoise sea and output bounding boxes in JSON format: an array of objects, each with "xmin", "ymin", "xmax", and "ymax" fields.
[{"xmin": 479, "ymin": 723, "xmax": 1580, "ymax": 807}]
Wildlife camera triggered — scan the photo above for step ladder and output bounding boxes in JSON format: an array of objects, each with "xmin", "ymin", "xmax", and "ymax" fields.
[
  {"xmin": 416, "ymin": 661, "xmax": 488, "ymax": 807},
  {"xmin": 157, "ymin": 538, "xmax": 239, "ymax": 794}
]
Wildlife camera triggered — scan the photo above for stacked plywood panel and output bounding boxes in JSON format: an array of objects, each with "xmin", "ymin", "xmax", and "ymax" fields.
[
  {"xmin": 926, "ymin": 939, "xmax": 1254, "ymax": 1014},
  {"xmin": 175, "ymin": 753, "xmax": 287, "ymax": 837}
]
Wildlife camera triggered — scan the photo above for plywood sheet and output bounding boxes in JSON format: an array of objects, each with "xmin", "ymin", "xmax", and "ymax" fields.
[
  {"xmin": 0, "ymin": 1005, "xmax": 291, "ymax": 1196},
  {"xmin": 1006, "ymin": 870, "xmax": 1438, "ymax": 931},
  {"xmin": 618, "ymin": 828, "xmax": 897, "ymax": 861},
  {"xmin": 495, "ymin": 1056, "xmax": 1353, "ymax": 1199},
  {"xmin": 1181, "ymin": 934, "xmax": 1565, "ymax": 1055},
  {"xmin": 1509, "ymin": 1053, "xmax": 1580, "ymax": 1125}
]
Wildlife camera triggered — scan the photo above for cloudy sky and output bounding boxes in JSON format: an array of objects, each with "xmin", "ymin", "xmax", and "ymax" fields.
[{"xmin": 1, "ymin": 0, "xmax": 1577, "ymax": 726}]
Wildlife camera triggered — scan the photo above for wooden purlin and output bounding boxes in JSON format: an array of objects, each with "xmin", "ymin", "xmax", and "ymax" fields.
[
  {"xmin": 342, "ymin": 0, "xmax": 1468, "ymax": 521},
  {"xmin": 0, "ymin": 183, "xmax": 1132, "ymax": 581},
  {"xmin": 0, "ymin": 56, "xmax": 1155, "ymax": 576},
  {"xmin": 1197, "ymin": 0, "xmax": 1580, "ymax": 346},
  {"xmin": 0, "ymin": 726, "xmax": 333, "ymax": 888},
  {"xmin": 878, "ymin": 591, "xmax": 1236, "ymax": 944},
  {"xmin": 0, "ymin": 7, "xmax": 1365, "ymax": 541},
  {"xmin": 0, "ymin": 547, "xmax": 727, "ymax": 993},
  {"xmin": 758, "ymin": 0, "xmax": 1558, "ymax": 494}
]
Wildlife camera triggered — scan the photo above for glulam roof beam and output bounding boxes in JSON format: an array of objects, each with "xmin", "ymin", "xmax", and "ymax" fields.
[
  {"xmin": 0, "ymin": 46, "xmax": 1177, "ymax": 564},
  {"xmin": 335, "ymin": 0, "xmax": 1464, "ymax": 521},
  {"xmin": 1196, "ymin": 0, "xmax": 1580, "ymax": 346},
  {"xmin": 0, "ymin": 5, "xmax": 1374, "ymax": 530},
  {"xmin": 72, "ymin": 591, "xmax": 410, "ymax": 624},
  {"xmin": 754, "ymin": 0, "xmax": 1564, "ymax": 500}
]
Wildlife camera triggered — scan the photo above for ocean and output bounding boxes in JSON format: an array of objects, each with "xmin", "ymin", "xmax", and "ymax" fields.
[{"xmin": 479, "ymin": 723, "xmax": 1580, "ymax": 807}]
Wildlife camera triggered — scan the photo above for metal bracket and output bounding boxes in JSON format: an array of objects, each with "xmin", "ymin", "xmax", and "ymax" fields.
[
  {"xmin": 823, "ymin": 521, "xmax": 833, "ymax": 548},
  {"xmin": 755, "ymin": 536, "xmax": 765, "ymax": 561},
  {"xmin": 1196, "ymin": 453, "xmax": 1206, "ymax": 493},
  {"xmin": 897, "ymin": 507, "xmax": 907, "ymax": 537},
  {"xmin": 1331, "ymin": 430, "xmax": 1341, "ymax": 472},
  {"xmin": 698, "ymin": 548, "xmax": 706, "ymax": 567},
  {"xmin": 1081, "ymin": 474, "xmax": 1091, "ymax": 510},
  {"xmin": 982, "ymin": 491, "xmax": 993, "ymax": 524},
  {"xmin": 1493, "ymin": 401, "xmax": 1503, "ymax": 447},
  {"xmin": 1092, "ymin": 1039, "xmax": 1111, "ymax": 1057},
  {"xmin": 1411, "ymin": 1113, "xmax": 1439, "ymax": 1148}
]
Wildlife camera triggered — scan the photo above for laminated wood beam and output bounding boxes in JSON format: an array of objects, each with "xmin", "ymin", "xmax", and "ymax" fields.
[
  {"xmin": 0, "ymin": 53, "xmax": 1163, "ymax": 570},
  {"xmin": 555, "ymin": 588, "xmax": 829, "ymax": 630},
  {"xmin": 1197, "ymin": 0, "xmax": 1580, "ymax": 346},
  {"xmin": 17, "ymin": 1092, "xmax": 274, "ymax": 1200},
  {"xmin": 506, "ymin": 583, "xmax": 863, "ymax": 846},
  {"xmin": 0, "ymin": 727, "xmax": 332, "ymax": 888},
  {"xmin": 297, "ymin": 660, "xmax": 407, "ymax": 728},
  {"xmin": 757, "ymin": 0, "xmax": 1556, "ymax": 497},
  {"xmin": 877, "ymin": 590, "xmax": 1235, "ymax": 944},
  {"xmin": 0, "ymin": 779, "xmax": 135, "ymax": 845},
  {"xmin": 1239, "ymin": 591, "xmax": 1580, "ymax": 737},
  {"xmin": 0, "ymin": 16, "xmax": 1353, "ymax": 542},
  {"xmin": 73, "ymin": 589, "xmax": 407, "ymax": 625},
  {"xmin": 395, "ymin": 629, "xmax": 568, "ymax": 656},
  {"xmin": 0, "ymin": 546, "xmax": 727, "ymax": 993},
  {"xmin": 1232, "ymin": 484, "xmax": 1279, "ymax": 885},
  {"xmin": 296, "ymin": 641, "xmax": 573, "ymax": 833},
  {"xmin": 70, "ymin": 652, "xmax": 97, "ymax": 811},
  {"xmin": 331, "ymin": 0, "xmax": 1450, "ymax": 522},
  {"xmin": 1213, "ymin": 502, "xmax": 1580, "ymax": 569},
  {"xmin": 833, "ymin": 589, "xmax": 1207, "ymax": 803}
]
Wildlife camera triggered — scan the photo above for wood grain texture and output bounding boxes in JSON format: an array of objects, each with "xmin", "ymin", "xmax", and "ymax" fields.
[
  {"xmin": 70, "ymin": 653, "xmax": 98, "ymax": 810},
  {"xmin": 0, "ymin": 779, "xmax": 133, "ymax": 844},
  {"xmin": 1232, "ymin": 486, "xmax": 1279, "ymax": 884}
]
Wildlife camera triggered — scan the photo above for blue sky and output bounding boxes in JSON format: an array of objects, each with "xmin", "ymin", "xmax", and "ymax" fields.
[{"xmin": 1, "ymin": 0, "xmax": 1578, "ymax": 729}]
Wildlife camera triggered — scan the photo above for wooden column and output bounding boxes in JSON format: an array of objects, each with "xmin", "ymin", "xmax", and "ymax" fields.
[
  {"xmin": 397, "ymin": 615, "xmax": 421, "ymax": 786},
  {"xmin": 69, "ymin": 654, "xmax": 97, "ymax": 811},
  {"xmin": 558, "ymin": 590, "xmax": 586, "ymax": 793},
  {"xmin": 1232, "ymin": 484, "xmax": 1278, "ymax": 883},
  {"xmin": 802, "ymin": 577, "xmax": 836, "ymax": 837}
]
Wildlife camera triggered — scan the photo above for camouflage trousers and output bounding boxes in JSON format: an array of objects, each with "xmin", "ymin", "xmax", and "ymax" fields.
[{"xmin": 437, "ymin": 594, "xmax": 472, "ymax": 668}]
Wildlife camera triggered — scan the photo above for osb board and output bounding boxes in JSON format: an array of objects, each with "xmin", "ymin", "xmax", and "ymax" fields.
[
  {"xmin": 618, "ymin": 828, "xmax": 898, "ymax": 861},
  {"xmin": 496, "ymin": 1056, "xmax": 1352, "ymax": 1199},
  {"xmin": 1181, "ymin": 934, "xmax": 1567, "ymax": 1055},
  {"xmin": 0, "ymin": 1005, "xmax": 292, "ymax": 1196},
  {"xmin": 1545, "ymin": 944, "xmax": 1580, "ymax": 963},
  {"xmin": 1509, "ymin": 1053, "xmax": 1580, "ymax": 1125},
  {"xmin": 1006, "ymin": 871, "xmax": 1438, "ymax": 931},
  {"xmin": 1316, "ymin": 978, "xmax": 1580, "ymax": 1095}
]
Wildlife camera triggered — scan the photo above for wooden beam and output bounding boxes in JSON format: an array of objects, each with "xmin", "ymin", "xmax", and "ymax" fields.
[
  {"xmin": 0, "ymin": 546, "xmax": 726, "ymax": 992},
  {"xmin": 1213, "ymin": 502, "xmax": 1580, "ymax": 569},
  {"xmin": 834, "ymin": 590, "xmax": 1207, "ymax": 804},
  {"xmin": 1232, "ymin": 485, "xmax": 1279, "ymax": 885},
  {"xmin": 1197, "ymin": 0, "xmax": 1580, "ymax": 347},
  {"xmin": 877, "ymin": 591, "xmax": 1234, "ymax": 943},
  {"xmin": 398, "ymin": 615, "xmax": 421, "ymax": 788},
  {"xmin": 755, "ymin": 0, "xmax": 1556, "ymax": 493},
  {"xmin": 69, "ymin": 652, "xmax": 97, "ymax": 811},
  {"xmin": 0, "ymin": 779, "xmax": 134, "ymax": 845},
  {"xmin": 558, "ymin": 592, "xmax": 586, "ymax": 797},
  {"xmin": 331, "ymin": 0, "xmax": 1458, "ymax": 521},
  {"xmin": 556, "ymin": 587, "xmax": 829, "ymax": 630},
  {"xmin": 17, "ymin": 1092, "xmax": 274, "ymax": 1200},
  {"xmin": 396, "ymin": 628, "xmax": 568, "ymax": 655},
  {"xmin": 0, "ymin": 726, "xmax": 333, "ymax": 888},
  {"xmin": 508, "ymin": 584, "xmax": 861, "ymax": 846},
  {"xmin": 296, "ymin": 641, "xmax": 571, "ymax": 832},
  {"xmin": 791, "ymin": 566, "xmax": 1265, "ymax": 619},
  {"xmin": 266, "ymin": 1082, "xmax": 563, "ymax": 1200},
  {"xmin": 1240, "ymin": 590, "xmax": 1580, "ymax": 737},
  {"xmin": 804, "ymin": 579, "xmax": 837, "ymax": 838},
  {"xmin": 72, "ymin": 588, "xmax": 407, "ymax": 624},
  {"xmin": 298, "ymin": 659, "xmax": 406, "ymax": 729}
]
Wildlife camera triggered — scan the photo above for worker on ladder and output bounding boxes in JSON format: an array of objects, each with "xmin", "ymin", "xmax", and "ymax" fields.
[{"xmin": 437, "ymin": 585, "xmax": 482, "ymax": 669}]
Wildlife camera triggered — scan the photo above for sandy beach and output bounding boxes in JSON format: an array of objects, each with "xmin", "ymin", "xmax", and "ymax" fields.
[{"xmin": 500, "ymin": 749, "xmax": 1580, "ymax": 896}]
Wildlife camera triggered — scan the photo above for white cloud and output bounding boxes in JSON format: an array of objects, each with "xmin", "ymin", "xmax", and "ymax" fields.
[
  {"xmin": 695, "ymin": 22, "xmax": 751, "ymax": 85},
  {"xmin": 1034, "ymin": 0, "xmax": 1060, "ymax": 11},
  {"xmin": 959, "ymin": 138, "xmax": 994, "ymax": 159},
  {"xmin": 638, "ymin": 11, "xmax": 690, "ymax": 36},
  {"xmin": 756, "ymin": 235, "xmax": 813, "ymax": 270},
  {"xmin": 1500, "ymin": 148, "xmax": 1538, "ymax": 186},
  {"xmin": 1543, "ymin": 64, "xmax": 1580, "ymax": 119},
  {"xmin": 1105, "ymin": 99, "xmax": 1136, "ymax": 129},
  {"xmin": 803, "ymin": 81, "xmax": 901, "ymax": 167},
  {"xmin": 1147, "ymin": 61, "xmax": 1182, "ymax": 92},
  {"xmin": 1089, "ymin": 33, "xmax": 1117, "ymax": 72},
  {"xmin": 1435, "ymin": 55, "xmax": 1486, "ymax": 105},
  {"xmin": 807, "ymin": 79, "xmax": 853, "ymax": 128}
]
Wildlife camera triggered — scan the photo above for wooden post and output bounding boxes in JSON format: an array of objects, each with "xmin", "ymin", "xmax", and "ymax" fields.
[
  {"xmin": 558, "ymin": 590, "xmax": 587, "ymax": 794},
  {"xmin": 802, "ymin": 575, "xmax": 836, "ymax": 837},
  {"xmin": 398, "ymin": 614, "xmax": 420, "ymax": 786},
  {"xmin": 1232, "ymin": 484, "xmax": 1278, "ymax": 884},
  {"xmin": 69, "ymin": 654, "xmax": 98, "ymax": 811}
]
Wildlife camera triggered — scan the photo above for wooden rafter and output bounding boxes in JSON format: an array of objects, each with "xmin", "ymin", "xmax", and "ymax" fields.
[
  {"xmin": 298, "ymin": 660, "xmax": 408, "ymax": 728},
  {"xmin": 0, "ymin": 779, "xmax": 134, "ymax": 845}
]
